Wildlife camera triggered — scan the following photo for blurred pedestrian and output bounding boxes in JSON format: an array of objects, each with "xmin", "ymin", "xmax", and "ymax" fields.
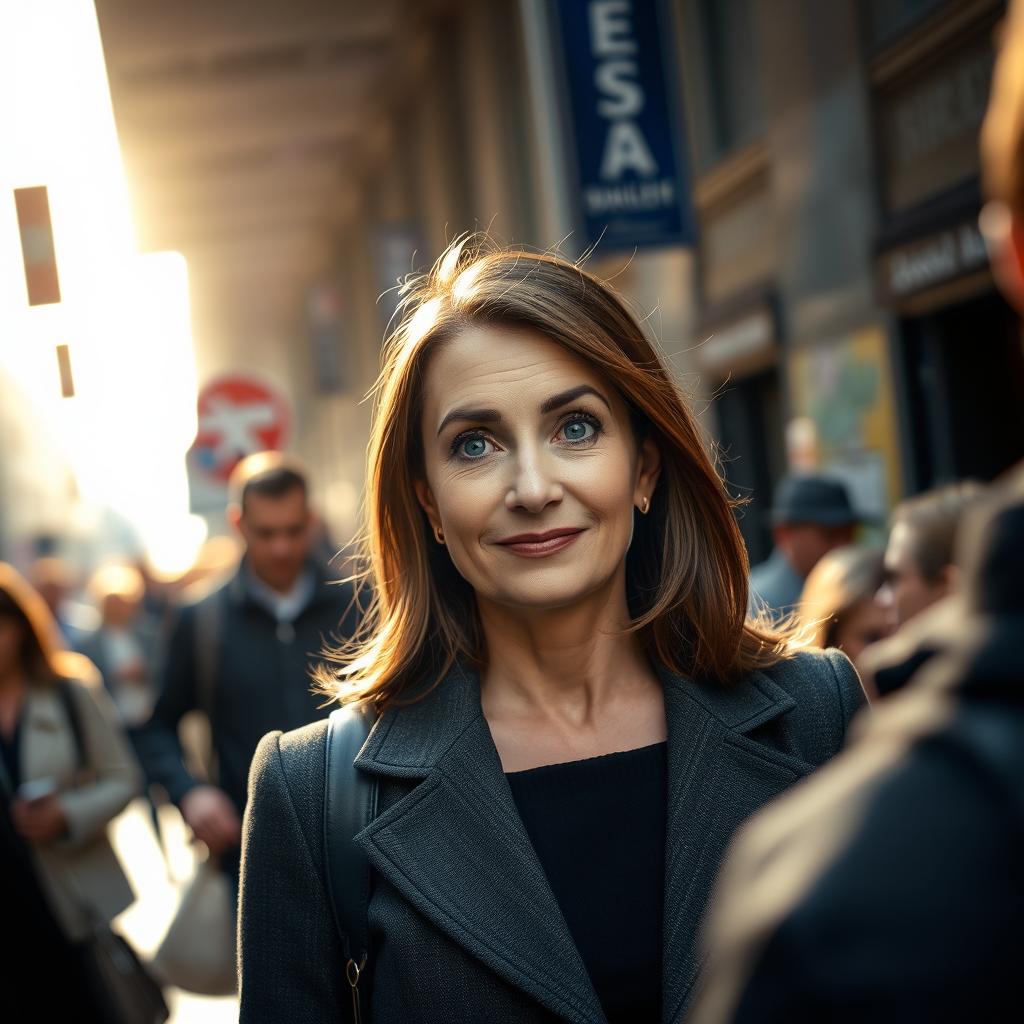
[
  {"xmin": 871, "ymin": 481, "xmax": 983, "ymax": 696},
  {"xmin": 80, "ymin": 564, "xmax": 162, "ymax": 731},
  {"xmin": 690, "ymin": 464, "xmax": 1024, "ymax": 1024},
  {"xmin": 238, "ymin": 241, "xmax": 864, "ymax": 1024},
  {"xmin": 796, "ymin": 545, "xmax": 889, "ymax": 671},
  {"xmin": 748, "ymin": 475, "xmax": 860, "ymax": 618},
  {"xmin": 29, "ymin": 555, "xmax": 95, "ymax": 649},
  {"xmin": 139, "ymin": 452, "xmax": 360, "ymax": 896},
  {"xmin": 79, "ymin": 563, "xmax": 168, "ymax": 859},
  {"xmin": 0, "ymin": 562, "xmax": 146, "ymax": 1020},
  {"xmin": 876, "ymin": 481, "xmax": 983, "ymax": 631},
  {"xmin": 689, "ymin": 5, "xmax": 1024, "ymax": 1016}
]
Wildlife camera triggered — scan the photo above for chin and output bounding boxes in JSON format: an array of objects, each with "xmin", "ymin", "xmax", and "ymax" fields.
[{"xmin": 488, "ymin": 577, "xmax": 611, "ymax": 614}]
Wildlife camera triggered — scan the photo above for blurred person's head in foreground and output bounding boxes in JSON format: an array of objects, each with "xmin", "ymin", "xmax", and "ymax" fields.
[
  {"xmin": 981, "ymin": 0, "xmax": 1024, "ymax": 311},
  {"xmin": 87, "ymin": 563, "xmax": 146, "ymax": 630},
  {"xmin": 770, "ymin": 475, "xmax": 859, "ymax": 577},
  {"xmin": 227, "ymin": 451, "xmax": 313, "ymax": 592},
  {"xmin": 798, "ymin": 545, "xmax": 888, "ymax": 667},
  {"xmin": 876, "ymin": 481, "xmax": 984, "ymax": 632},
  {"xmin": 0, "ymin": 563, "xmax": 93, "ymax": 686},
  {"xmin": 318, "ymin": 236, "xmax": 799, "ymax": 706},
  {"xmin": 27, "ymin": 556, "xmax": 75, "ymax": 616}
]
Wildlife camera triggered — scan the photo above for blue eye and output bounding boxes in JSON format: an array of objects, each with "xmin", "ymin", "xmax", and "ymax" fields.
[
  {"xmin": 457, "ymin": 435, "xmax": 491, "ymax": 459},
  {"xmin": 559, "ymin": 415, "xmax": 598, "ymax": 444}
]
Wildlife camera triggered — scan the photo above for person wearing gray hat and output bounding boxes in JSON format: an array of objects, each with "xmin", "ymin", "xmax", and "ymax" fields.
[{"xmin": 749, "ymin": 475, "xmax": 859, "ymax": 618}]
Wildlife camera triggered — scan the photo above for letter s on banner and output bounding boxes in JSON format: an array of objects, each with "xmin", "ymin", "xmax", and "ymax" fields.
[{"xmin": 595, "ymin": 60, "xmax": 644, "ymax": 117}]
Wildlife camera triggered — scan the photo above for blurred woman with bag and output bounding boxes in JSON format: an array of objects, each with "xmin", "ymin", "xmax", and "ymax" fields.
[{"xmin": 0, "ymin": 562, "xmax": 165, "ymax": 1023}]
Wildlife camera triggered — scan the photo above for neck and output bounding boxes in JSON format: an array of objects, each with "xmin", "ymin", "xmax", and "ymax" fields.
[
  {"xmin": 249, "ymin": 563, "xmax": 304, "ymax": 596},
  {"xmin": 477, "ymin": 576, "xmax": 655, "ymax": 726}
]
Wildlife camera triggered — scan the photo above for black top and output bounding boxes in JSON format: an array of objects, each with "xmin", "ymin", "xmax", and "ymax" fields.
[
  {"xmin": 506, "ymin": 742, "xmax": 668, "ymax": 1023},
  {"xmin": 0, "ymin": 713, "xmax": 24, "ymax": 793}
]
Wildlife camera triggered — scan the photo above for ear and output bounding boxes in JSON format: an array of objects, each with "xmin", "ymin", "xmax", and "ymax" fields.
[
  {"xmin": 226, "ymin": 503, "xmax": 243, "ymax": 535},
  {"xmin": 633, "ymin": 436, "xmax": 662, "ymax": 509},
  {"xmin": 1006, "ymin": 214, "xmax": 1024, "ymax": 311},
  {"xmin": 989, "ymin": 207, "xmax": 1024, "ymax": 312},
  {"xmin": 413, "ymin": 479, "xmax": 442, "ymax": 535}
]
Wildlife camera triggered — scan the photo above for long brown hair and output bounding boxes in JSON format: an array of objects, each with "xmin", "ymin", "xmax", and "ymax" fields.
[
  {"xmin": 0, "ymin": 562, "xmax": 95, "ymax": 685},
  {"xmin": 319, "ymin": 238, "xmax": 793, "ymax": 707}
]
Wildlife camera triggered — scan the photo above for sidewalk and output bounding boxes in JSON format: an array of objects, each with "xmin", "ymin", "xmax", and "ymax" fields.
[{"xmin": 111, "ymin": 798, "xmax": 239, "ymax": 1023}]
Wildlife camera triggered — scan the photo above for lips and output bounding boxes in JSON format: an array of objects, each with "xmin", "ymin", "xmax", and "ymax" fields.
[{"xmin": 496, "ymin": 528, "xmax": 584, "ymax": 557}]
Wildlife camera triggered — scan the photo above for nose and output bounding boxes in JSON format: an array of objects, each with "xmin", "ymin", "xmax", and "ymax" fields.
[
  {"xmin": 505, "ymin": 448, "xmax": 563, "ymax": 513},
  {"xmin": 874, "ymin": 582, "xmax": 893, "ymax": 610}
]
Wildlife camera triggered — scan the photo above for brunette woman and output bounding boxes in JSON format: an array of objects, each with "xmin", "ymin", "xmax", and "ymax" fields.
[
  {"xmin": 238, "ymin": 241, "xmax": 865, "ymax": 1024},
  {"xmin": 797, "ymin": 545, "xmax": 890, "ymax": 671},
  {"xmin": 0, "ymin": 563, "xmax": 141, "ymax": 1018}
]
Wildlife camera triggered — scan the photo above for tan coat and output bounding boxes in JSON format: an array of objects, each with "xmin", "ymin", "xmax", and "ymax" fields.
[{"xmin": 18, "ymin": 677, "xmax": 141, "ymax": 940}]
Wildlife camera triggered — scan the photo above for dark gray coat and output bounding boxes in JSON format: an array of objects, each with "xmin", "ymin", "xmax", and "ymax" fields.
[{"xmin": 238, "ymin": 649, "xmax": 863, "ymax": 1024}]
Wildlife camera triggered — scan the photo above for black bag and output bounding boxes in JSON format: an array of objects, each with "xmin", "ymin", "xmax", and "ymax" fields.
[
  {"xmin": 80, "ymin": 918, "xmax": 170, "ymax": 1024},
  {"xmin": 324, "ymin": 705, "xmax": 379, "ymax": 1024}
]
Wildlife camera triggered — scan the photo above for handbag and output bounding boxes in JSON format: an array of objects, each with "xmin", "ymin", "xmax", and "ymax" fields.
[
  {"xmin": 152, "ymin": 591, "xmax": 238, "ymax": 995},
  {"xmin": 150, "ymin": 854, "xmax": 237, "ymax": 996},
  {"xmin": 56, "ymin": 680, "xmax": 169, "ymax": 1024},
  {"xmin": 80, "ymin": 917, "xmax": 170, "ymax": 1024}
]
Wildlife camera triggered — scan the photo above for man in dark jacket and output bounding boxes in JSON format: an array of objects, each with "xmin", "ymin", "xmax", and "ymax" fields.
[
  {"xmin": 139, "ymin": 453, "xmax": 359, "ymax": 889},
  {"xmin": 748, "ymin": 475, "xmax": 859, "ymax": 619}
]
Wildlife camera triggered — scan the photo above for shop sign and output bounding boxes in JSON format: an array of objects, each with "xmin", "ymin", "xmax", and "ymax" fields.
[
  {"xmin": 879, "ymin": 34, "xmax": 993, "ymax": 212},
  {"xmin": 878, "ymin": 218, "xmax": 988, "ymax": 301},
  {"xmin": 14, "ymin": 185, "xmax": 61, "ymax": 306},
  {"xmin": 554, "ymin": 0, "xmax": 696, "ymax": 249},
  {"xmin": 696, "ymin": 308, "xmax": 776, "ymax": 378}
]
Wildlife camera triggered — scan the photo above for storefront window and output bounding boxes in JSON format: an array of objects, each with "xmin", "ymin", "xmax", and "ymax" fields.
[{"xmin": 687, "ymin": 0, "xmax": 765, "ymax": 165}]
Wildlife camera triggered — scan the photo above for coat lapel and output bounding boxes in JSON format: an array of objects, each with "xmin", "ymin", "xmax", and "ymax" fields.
[
  {"xmin": 351, "ymin": 661, "xmax": 812, "ymax": 1024},
  {"xmin": 659, "ymin": 666, "xmax": 814, "ymax": 1023},
  {"xmin": 354, "ymin": 664, "xmax": 607, "ymax": 1024}
]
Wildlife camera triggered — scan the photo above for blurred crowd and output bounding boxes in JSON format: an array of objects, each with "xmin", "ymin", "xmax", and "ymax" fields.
[
  {"xmin": 2, "ymin": 453, "xmax": 359, "ymax": 1021},
  {"xmin": 2, "ymin": 446, "xmax": 1016, "ymax": 1021},
  {"xmin": 3, "ymin": 0, "xmax": 1024, "ymax": 1018}
]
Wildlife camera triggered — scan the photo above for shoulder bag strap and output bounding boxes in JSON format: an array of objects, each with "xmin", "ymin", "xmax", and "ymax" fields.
[
  {"xmin": 324, "ymin": 704, "xmax": 378, "ymax": 1024},
  {"xmin": 192, "ymin": 589, "xmax": 225, "ymax": 783},
  {"xmin": 56, "ymin": 678, "xmax": 87, "ymax": 771}
]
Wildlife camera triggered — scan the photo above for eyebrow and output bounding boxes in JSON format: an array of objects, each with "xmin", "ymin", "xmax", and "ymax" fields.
[{"xmin": 436, "ymin": 384, "xmax": 612, "ymax": 436}]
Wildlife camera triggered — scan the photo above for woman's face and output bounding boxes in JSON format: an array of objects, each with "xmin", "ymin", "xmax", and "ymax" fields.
[
  {"xmin": 415, "ymin": 325, "xmax": 660, "ymax": 616},
  {"xmin": 0, "ymin": 613, "xmax": 26, "ymax": 678},
  {"xmin": 834, "ymin": 598, "xmax": 890, "ymax": 665}
]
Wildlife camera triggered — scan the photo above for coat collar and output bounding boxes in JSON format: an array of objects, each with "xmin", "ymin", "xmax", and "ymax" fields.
[
  {"xmin": 226, "ymin": 558, "xmax": 337, "ymax": 614},
  {"xmin": 354, "ymin": 660, "xmax": 804, "ymax": 1023},
  {"xmin": 356, "ymin": 661, "xmax": 797, "ymax": 778}
]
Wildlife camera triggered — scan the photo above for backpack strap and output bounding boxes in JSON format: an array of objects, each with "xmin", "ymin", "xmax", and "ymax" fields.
[
  {"xmin": 56, "ymin": 678, "xmax": 87, "ymax": 771},
  {"xmin": 191, "ymin": 588, "xmax": 226, "ymax": 783},
  {"xmin": 324, "ymin": 704, "xmax": 378, "ymax": 1024}
]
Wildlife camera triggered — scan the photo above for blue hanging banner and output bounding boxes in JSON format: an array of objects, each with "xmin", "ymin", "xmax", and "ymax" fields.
[{"xmin": 553, "ymin": 0, "xmax": 696, "ymax": 250}]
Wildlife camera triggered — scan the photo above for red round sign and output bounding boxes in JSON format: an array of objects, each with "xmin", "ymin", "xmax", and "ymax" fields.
[{"xmin": 191, "ymin": 375, "xmax": 291, "ymax": 483}]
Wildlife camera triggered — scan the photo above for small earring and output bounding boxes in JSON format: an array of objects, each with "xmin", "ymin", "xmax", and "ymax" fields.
[
  {"xmin": 434, "ymin": 526, "xmax": 445, "ymax": 544},
  {"xmin": 639, "ymin": 496, "xmax": 650, "ymax": 515}
]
